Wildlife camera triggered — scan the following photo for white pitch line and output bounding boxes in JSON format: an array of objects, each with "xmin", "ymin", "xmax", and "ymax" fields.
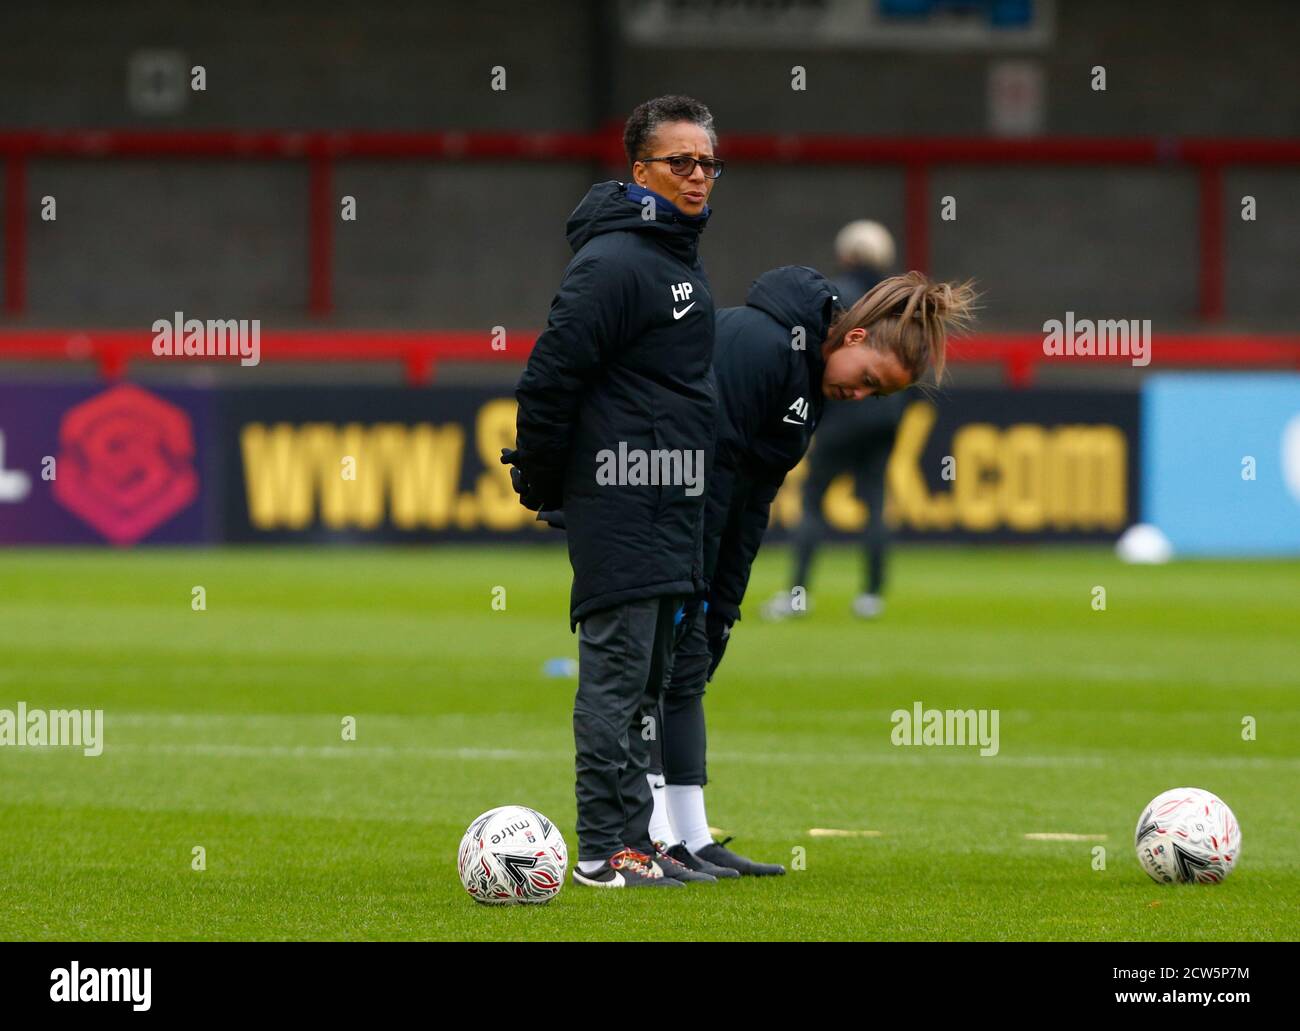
[
  {"xmin": 809, "ymin": 828, "xmax": 883, "ymax": 838},
  {"xmin": 97, "ymin": 742, "xmax": 562, "ymax": 761},
  {"xmin": 1024, "ymin": 833, "xmax": 1108, "ymax": 842},
  {"xmin": 74, "ymin": 741, "xmax": 1300, "ymax": 772}
]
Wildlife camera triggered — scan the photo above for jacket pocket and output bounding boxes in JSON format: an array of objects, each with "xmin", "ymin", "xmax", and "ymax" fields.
[{"xmin": 650, "ymin": 414, "xmax": 707, "ymax": 535}]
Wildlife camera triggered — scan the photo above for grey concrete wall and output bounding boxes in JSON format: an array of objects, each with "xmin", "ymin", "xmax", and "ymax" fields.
[
  {"xmin": 24, "ymin": 161, "xmax": 308, "ymax": 320},
  {"xmin": 0, "ymin": 1, "xmax": 599, "ymax": 131},
  {"xmin": 928, "ymin": 167, "xmax": 1201, "ymax": 329},
  {"xmin": 623, "ymin": 1, "xmax": 1300, "ymax": 137},
  {"xmin": 5, "ymin": 1, "xmax": 1296, "ymax": 135},
  {"xmin": 1, "ymin": 0, "xmax": 1296, "ymax": 332},
  {"xmin": 1224, "ymin": 168, "xmax": 1300, "ymax": 324}
]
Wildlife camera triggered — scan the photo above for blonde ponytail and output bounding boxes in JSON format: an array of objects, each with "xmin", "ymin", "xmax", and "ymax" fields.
[{"xmin": 824, "ymin": 271, "xmax": 978, "ymax": 383}]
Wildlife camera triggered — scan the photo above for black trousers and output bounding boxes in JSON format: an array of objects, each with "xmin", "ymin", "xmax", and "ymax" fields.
[
  {"xmin": 649, "ymin": 604, "xmax": 710, "ymax": 788},
  {"xmin": 793, "ymin": 426, "xmax": 896, "ymax": 595},
  {"xmin": 574, "ymin": 594, "xmax": 681, "ymax": 862}
]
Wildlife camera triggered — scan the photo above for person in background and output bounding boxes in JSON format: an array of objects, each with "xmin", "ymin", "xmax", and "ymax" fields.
[{"xmin": 762, "ymin": 220, "xmax": 908, "ymax": 622}]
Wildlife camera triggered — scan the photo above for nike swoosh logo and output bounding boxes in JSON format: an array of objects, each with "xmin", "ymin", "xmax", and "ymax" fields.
[
  {"xmin": 673, "ymin": 302, "xmax": 695, "ymax": 319},
  {"xmin": 575, "ymin": 869, "xmax": 625, "ymax": 887},
  {"xmin": 782, "ymin": 415, "xmax": 807, "ymax": 425}
]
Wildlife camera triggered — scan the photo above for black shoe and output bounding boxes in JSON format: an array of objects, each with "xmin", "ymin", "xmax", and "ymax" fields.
[
  {"xmin": 651, "ymin": 841, "xmax": 717, "ymax": 883},
  {"xmin": 666, "ymin": 842, "xmax": 741, "ymax": 879},
  {"xmin": 695, "ymin": 838, "xmax": 786, "ymax": 877},
  {"xmin": 572, "ymin": 848, "xmax": 683, "ymax": 888}
]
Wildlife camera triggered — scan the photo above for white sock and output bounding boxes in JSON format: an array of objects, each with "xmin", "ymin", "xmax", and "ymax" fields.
[
  {"xmin": 647, "ymin": 772, "xmax": 676, "ymax": 846},
  {"xmin": 666, "ymin": 784, "xmax": 713, "ymax": 853},
  {"xmin": 578, "ymin": 859, "xmax": 606, "ymax": 874}
]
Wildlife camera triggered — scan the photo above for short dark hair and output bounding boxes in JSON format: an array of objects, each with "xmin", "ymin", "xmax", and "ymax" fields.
[{"xmin": 623, "ymin": 95, "xmax": 717, "ymax": 166}]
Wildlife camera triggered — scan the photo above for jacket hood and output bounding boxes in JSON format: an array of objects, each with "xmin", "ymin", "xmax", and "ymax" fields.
[
  {"xmin": 566, "ymin": 181, "xmax": 709, "ymax": 259},
  {"xmin": 745, "ymin": 265, "xmax": 841, "ymax": 380}
]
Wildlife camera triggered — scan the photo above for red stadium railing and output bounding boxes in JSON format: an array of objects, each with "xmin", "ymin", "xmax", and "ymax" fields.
[
  {"xmin": 3, "ymin": 130, "xmax": 1300, "ymax": 322},
  {"xmin": 1, "ymin": 327, "xmax": 1298, "ymax": 388}
]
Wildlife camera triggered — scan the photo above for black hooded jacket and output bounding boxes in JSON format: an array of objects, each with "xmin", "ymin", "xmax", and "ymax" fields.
[
  {"xmin": 514, "ymin": 181, "xmax": 716, "ymax": 625},
  {"xmin": 706, "ymin": 266, "xmax": 841, "ymax": 623}
]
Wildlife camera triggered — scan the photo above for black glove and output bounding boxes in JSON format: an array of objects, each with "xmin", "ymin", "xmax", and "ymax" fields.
[
  {"xmin": 705, "ymin": 608, "xmax": 732, "ymax": 682},
  {"xmin": 536, "ymin": 509, "xmax": 566, "ymax": 531},
  {"xmin": 500, "ymin": 447, "xmax": 559, "ymax": 512},
  {"xmin": 672, "ymin": 594, "xmax": 704, "ymax": 650}
]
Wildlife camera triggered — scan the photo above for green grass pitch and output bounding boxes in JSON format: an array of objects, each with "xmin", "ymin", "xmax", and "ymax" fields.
[{"xmin": 1, "ymin": 545, "xmax": 1296, "ymax": 941}]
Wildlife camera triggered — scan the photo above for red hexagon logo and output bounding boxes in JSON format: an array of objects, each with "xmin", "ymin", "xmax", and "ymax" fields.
[{"xmin": 52, "ymin": 384, "xmax": 198, "ymax": 545}]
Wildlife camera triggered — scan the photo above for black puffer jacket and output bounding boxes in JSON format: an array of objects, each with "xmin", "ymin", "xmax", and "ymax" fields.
[
  {"xmin": 706, "ymin": 266, "xmax": 841, "ymax": 622},
  {"xmin": 514, "ymin": 181, "xmax": 716, "ymax": 625}
]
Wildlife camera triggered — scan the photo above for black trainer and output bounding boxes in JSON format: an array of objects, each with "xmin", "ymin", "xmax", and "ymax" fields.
[
  {"xmin": 666, "ymin": 842, "xmax": 740, "ymax": 879},
  {"xmin": 695, "ymin": 838, "xmax": 786, "ymax": 876},
  {"xmin": 651, "ymin": 841, "xmax": 717, "ymax": 883},
  {"xmin": 572, "ymin": 848, "xmax": 683, "ymax": 888}
]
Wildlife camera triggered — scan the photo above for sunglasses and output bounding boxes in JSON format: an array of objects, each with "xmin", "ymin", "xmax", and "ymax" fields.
[{"xmin": 640, "ymin": 154, "xmax": 726, "ymax": 180}]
